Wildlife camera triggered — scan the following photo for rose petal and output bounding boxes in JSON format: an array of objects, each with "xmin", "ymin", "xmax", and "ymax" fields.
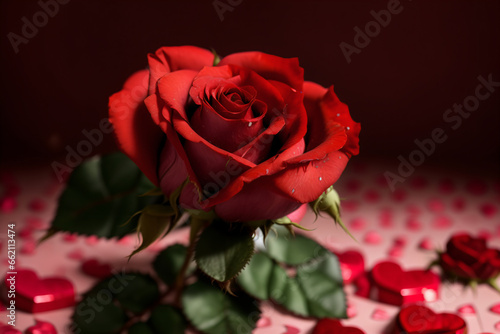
[
  {"xmin": 109, "ymin": 69, "xmax": 163, "ymax": 185},
  {"xmin": 148, "ymin": 45, "xmax": 214, "ymax": 95},
  {"xmin": 218, "ymin": 51, "xmax": 304, "ymax": 91}
]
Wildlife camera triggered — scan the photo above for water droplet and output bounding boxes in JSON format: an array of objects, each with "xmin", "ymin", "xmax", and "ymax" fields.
[
  {"xmin": 248, "ymin": 122, "xmax": 253, "ymax": 127},
  {"xmin": 291, "ymin": 189, "xmax": 295, "ymax": 193},
  {"xmin": 347, "ymin": 126, "xmax": 350, "ymax": 130},
  {"xmin": 338, "ymin": 156, "xmax": 342, "ymax": 159},
  {"xmin": 319, "ymin": 177, "xmax": 323, "ymax": 181},
  {"xmin": 336, "ymin": 113, "xmax": 340, "ymax": 117},
  {"xmin": 265, "ymin": 169, "xmax": 269, "ymax": 174}
]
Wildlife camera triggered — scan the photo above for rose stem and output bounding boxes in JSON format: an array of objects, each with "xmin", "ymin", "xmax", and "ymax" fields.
[{"xmin": 173, "ymin": 217, "xmax": 207, "ymax": 306}]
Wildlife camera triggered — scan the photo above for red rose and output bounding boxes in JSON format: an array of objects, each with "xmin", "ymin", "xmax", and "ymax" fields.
[
  {"xmin": 439, "ymin": 233, "xmax": 500, "ymax": 281},
  {"xmin": 109, "ymin": 46, "xmax": 359, "ymax": 221}
]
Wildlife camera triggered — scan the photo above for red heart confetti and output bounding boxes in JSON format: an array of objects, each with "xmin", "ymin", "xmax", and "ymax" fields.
[
  {"xmin": 25, "ymin": 320, "xmax": 57, "ymax": 334},
  {"xmin": 406, "ymin": 217, "xmax": 422, "ymax": 231},
  {"xmin": 391, "ymin": 188, "xmax": 407, "ymax": 202},
  {"xmin": 427, "ymin": 199, "xmax": 445, "ymax": 213},
  {"xmin": 371, "ymin": 308, "xmax": 390, "ymax": 320},
  {"xmin": 480, "ymin": 202, "xmax": 498, "ymax": 218},
  {"xmin": 62, "ymin": 234, "xmax": 78, "ymax": 243},
  {"xmin": 1, "ymin": 269, "xmax": 75, "ymax": 313},
  {"xmin": 81, "ymin": 259, "xmax": 113, "ymax": 278},
  {"xmin": 85, "ymin": 235, "xmax": 99, "ymax": 245},
  {"xmin": 363, "ymin": 231, "xmax": 382, "ymax": 245},
  {"xmin": 371, "ymin": 261, "xmax": 440, "ymax": 306},
  {"xmin": 28, "ymin": 199, "xmax": 47, "ymax": 212},
  {"xmin": 393, "ymin": 236, "xmax": 407, "ymax": 247},
  {"xmin": 256, "ymin": 316, "xmax": 271, "ymax": 328},
  {"xmin": 388, "ymin": 246, "xmax": 404, "ymax": 258},
  {"xmin": 349, "ymin": 217, "xmax": 366, "ymax": 231},
  {"xmin": 20, "ymin": 240, "xmax": 36, "ymax": 255},
  {"xmin": 312, "ymin": 318, "xmax": 365, "ymax": 334},
  {"xmin": 457, "ymin": 304, "xmax": 476, "ymax": 315},
  {"xmin": 347, "ymin": 302, "xmax": 357, "ymax": 318},
  {"xmin": 489, "ymin": 303, "xmax": 500, "ymax": 314},
  {"xmin": 0, "ymin": 323, "xmax": 22, "ymax": 334},
  {"xmin": 282, "ymin": 325, "xmax": 300, "ymax": 334},
  {"xmin": 452, "ymin": 198, "xmax": 466, "ymax": 211},
  {"xmin": 67, "ymin": 248, "xmax": 84, "ymax": 260},
  {"xmin": 432, "ymin": 215, "xmax": 452, "ymax": 229},
  {"xmin": 25, "ymin": 217, "xmax": 45, "ymax": 230},
  {"xmin": 0, "ymin": 197, "xmax": 17, "ymax": 213},
  {"xmin": 334, "ymin": 250, "xmax": 365, "ymax": 284},
  {"xmin": 418, "ymin": 238, "xmax": 434, "ymax": 251},
  {"xmin": 394, "ymin": 304, "xmax": 466, "ymax": 334}
]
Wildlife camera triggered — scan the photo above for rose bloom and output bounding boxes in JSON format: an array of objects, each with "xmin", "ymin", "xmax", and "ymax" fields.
[
  {"xmin": 439, "ymin": 233, "xmax": 500, "ymax": 281},
  {"xmin": 109, "ymin": 46, "xmax": 360, "ymax": 222}
]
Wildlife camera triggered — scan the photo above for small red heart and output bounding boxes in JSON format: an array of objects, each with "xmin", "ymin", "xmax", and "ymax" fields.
[
  {"xmin": 457, "ymin": 304, "xmax": 475, "ymax": 315},
  {"xmin": 371, "ymin": 308, "xmax": 390, "ymax": 320},
  {"xmin": 25, "ymin": 320, "xmax": 57, "ymax": 334},
  {"xmin": 81, "ymin": 259, "xmax": 113, "ymax": 278},
  {"xmin": 0, "ymin": 323, "xmax": 22, "ymax": 334},
  {"xmin": 312, "ymin": 319, "xmax": 365, "ymax": 334},
  {"xmin": 282, "ymin": 325, "xmax": 300, "ymax": 334},
  {"xmin": 256, "ymin": 316, "xmax": 271, "ymax": 328},
  {"xmin": 334, "ymin": 250, "xmax": 365, "ymax": 284},
  {"xmin": 395, "ymin": 304, "xmax": 466, "ymax": 334},
  {"xmin": 1, "ymin": 269, "xmax": 75, "ymax": 313},
  {"xmin": 490, "ymin": 302, "xmax": 500, "ymax": 315},
  {"xmin": 371, "ymin": 261, "xmax": 440, "ymax": 306}
]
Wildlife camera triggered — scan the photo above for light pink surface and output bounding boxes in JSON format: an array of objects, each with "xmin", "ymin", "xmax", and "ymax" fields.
[{"xmin": 1, "ymin": 161, "xmax": 499, "ymax": 333}]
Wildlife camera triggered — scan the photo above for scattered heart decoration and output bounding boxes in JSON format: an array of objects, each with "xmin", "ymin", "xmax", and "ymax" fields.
[
  {"xmin": 0, "ymin": 323, "xmax": 22, "ymax": 334},
  {"xmin": 334, "ymin": 250, "xmax": 365, "ymax": 284},
  {"xmin": 81, "ymin": 258, "xmax": 113, "ymax": 278},
  {"xmin": 312, "ymin": 318, "xmax": 365, "ymax": 334},
  {"xmin": 371, "ymin": 261, "xmax": 440, "ymax": 306},
  {"xmin": 25, "ymin": 320, "xmax": 57, "ymax": 334},
  {"xmin": 394, "ymin": 304, "xmax": 466, "ymax": 334},
  {"xmin": 1, "ymin": 269, "xmax": 75, "ymax": 313}
]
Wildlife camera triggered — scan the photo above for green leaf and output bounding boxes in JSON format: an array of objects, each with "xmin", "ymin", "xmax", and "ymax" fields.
[
  {"xmin": 148, "ymin": 304, "xmax": 186, "ymax": 334},
  {"xmin": 153, "ymin": 244, "xmax": 194, "ymax": 286},
  {"xmin": 72, "ymin": 272, "xmax": 160, "ymax": 333},
  {"xmin": 128, "ymin": 322, "xmax": 155, "ymax": 334},
  {"xmin": 114, "ymin": 273, "xmax": 159, "ymax": 313},
  {"xmin": 71, "ymin": 298, "xmax": 127, "ymax": 334},
  {"xmin": 295, "ymin": 253, "xmax": 346, "ymax": 318},
  {"xmin": 50, "ymin": 152, "xmax": 162, "ymax": 238},
  {"xmin": 264, "ymin": 226, "xmax": 328, "ymax": 265},
  {"xmin": 128, "ymin": 204, "xmax": 175, "ymax": 259},
  {"xmin": 182, "ymin": 280, "xmax": 260, "ymax": 334},
  {"xmin": 236, "ymin": 252, "xmax": 274, "ymax": 300},
  {"xmin": 195, "ymin": 223, "xmax": 254, "ymax": 282},
  {"xmin": 238, "ymin": 234, "xmax": 347, "ymax": 318}
]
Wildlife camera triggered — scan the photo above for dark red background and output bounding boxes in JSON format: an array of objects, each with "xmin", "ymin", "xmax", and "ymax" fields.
[{"xmin": 1, "ymin": 0, "xmax": 499, "ymax": 172}]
